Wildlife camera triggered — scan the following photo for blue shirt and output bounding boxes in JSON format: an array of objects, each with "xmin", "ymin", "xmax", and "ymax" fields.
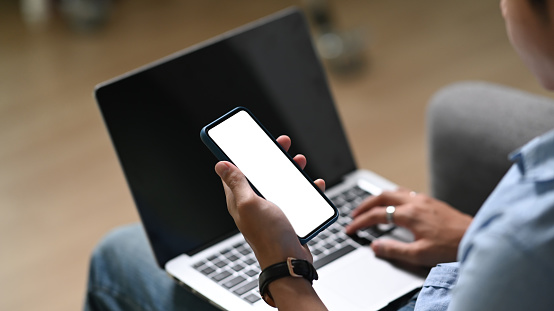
[{"xmin": 415, "ymin": 129, "xmax": 554, "ymax": 311}]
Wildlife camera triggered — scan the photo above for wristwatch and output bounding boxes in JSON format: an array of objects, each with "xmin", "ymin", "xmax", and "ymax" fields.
[{"xmin": 258, "ymin": 257, "xmax": 318, "ymax": 307}]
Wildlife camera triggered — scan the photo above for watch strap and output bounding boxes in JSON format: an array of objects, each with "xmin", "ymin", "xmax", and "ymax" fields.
[{"xmin": 258, "ymin": 257, "xmax": 318, "ymax": 307}]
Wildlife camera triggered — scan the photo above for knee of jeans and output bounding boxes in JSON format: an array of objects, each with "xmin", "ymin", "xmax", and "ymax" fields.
[{"xmin": 88, "ymin": 224, "xmax": 145, "ymax": 282}]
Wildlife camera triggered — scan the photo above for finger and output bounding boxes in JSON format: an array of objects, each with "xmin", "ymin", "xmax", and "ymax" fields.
[
  {"xmin": 396, "ymin": 187, "xmax": 418, "ymax": 199},
  {"xmin": 395, "ymin": 186, "xmax": 412, "ymax": 193},
  {"xmin": 371, "ymin": 239, "xmax": 421, "ymax": 265},
  {"xmin": 345, "ymin": 206, "xmax": 387, "ymax": 234},
  {"xmin": 276, "ymin": 135, "xmax": 307, "ymax": 170},
  {"xmin": 351, "ymin": 190, "xmax": 410, "ymax": 217},
  {"xmin": 276, "ymin": 135, "xmax": 291, "ymax": 152},
  {"xmin": 215, "ymin": 161, "xmax": 255, "ymax": 207},
  {"xmin": 293, "ymin": 154, "xmax": 307, "ymax": 170},
  {"xmin": 350, "ymin": 202, "xmax": 416, "ymax": 234},
  {"xmin": 314, "ymin": 178, "xmax": 326, "ymax": 192}
]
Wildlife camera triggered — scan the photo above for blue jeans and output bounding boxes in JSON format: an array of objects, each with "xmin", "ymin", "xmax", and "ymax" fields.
[
  {"xmin": 84, "ymin": 223, "xmax": 218, "ymax": 311},
  {"xmin": 84, "ymin": 223, "xmax": 417, "ymax": 311}
]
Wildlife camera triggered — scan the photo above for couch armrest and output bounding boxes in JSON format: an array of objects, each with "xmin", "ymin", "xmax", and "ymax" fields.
[{"xmin": 427, "ymin": 81, "xmax": 554, "ymax": 216}]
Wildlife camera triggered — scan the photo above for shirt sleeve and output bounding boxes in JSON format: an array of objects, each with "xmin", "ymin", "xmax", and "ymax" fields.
[
  {"xmin": 447, "ymin": 229, "xmax": 554, "ymax": 311},
  {"xmin": 414, "ymin": 263, "xmax": 459, "ymax": 311}
]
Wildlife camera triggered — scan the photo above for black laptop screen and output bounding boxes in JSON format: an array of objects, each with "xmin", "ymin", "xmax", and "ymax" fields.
[{"xmin": 95, "ymin": 8, "xmax": 356, "ymax": 267}]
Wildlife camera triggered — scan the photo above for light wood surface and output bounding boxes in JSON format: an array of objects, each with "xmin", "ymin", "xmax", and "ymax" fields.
[{"xmin": 1, "ymin": 0, "xmax": 551, "ymax": 310}]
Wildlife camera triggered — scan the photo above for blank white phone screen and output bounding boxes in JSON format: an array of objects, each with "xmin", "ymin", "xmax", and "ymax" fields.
[{"xmin": 208, "ymin": 110, "xmax": 335, "ymax": 238}]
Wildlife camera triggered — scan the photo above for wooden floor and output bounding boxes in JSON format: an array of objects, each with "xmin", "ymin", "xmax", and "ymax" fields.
[{"xmin": 1, "ymin": 0, "xmax": 551, "ymax": 310}]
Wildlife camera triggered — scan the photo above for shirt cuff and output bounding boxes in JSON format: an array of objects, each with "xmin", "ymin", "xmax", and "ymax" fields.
[{"xmin": 414, "ymin": 262, "xmax": 459, "ymax": 311}]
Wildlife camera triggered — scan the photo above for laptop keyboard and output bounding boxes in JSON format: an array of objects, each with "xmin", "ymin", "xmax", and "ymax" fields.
[
  {"xmin": 193, "ymin": 241, "xmax": 262, "ymax": 304},
  {"xmin": 192, "ymin": 185, "xmax": 393, "ymax": 304}
]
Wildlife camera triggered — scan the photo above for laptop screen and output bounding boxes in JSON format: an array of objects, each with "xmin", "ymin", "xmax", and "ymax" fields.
[{"xmin": 95, "ymin": 8, "xmax": 356, "ymax": 267}]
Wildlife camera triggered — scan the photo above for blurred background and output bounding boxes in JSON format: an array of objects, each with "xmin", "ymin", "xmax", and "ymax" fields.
[{"xmin": 1, "ymin": 0, "xmax": 552, "ymax": 310}]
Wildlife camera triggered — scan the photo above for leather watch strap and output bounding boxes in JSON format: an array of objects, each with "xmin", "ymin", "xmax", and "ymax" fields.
[{"xmin": 258, "ymin": 257, "xmax": 318, "ymax": 307}]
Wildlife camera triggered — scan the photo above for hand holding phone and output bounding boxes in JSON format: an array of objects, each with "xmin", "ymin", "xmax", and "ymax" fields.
[
  {"xmin": 214, "ymin": 160, "xmax": 316, "ymax": 271},
  {"xmin": 201, "ymin": 107, "xmax": 338, "ymax": 243}
]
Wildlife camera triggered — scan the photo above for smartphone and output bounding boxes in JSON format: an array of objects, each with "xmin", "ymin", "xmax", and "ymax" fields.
[{"xmin": 200, "ymin": 107, "xmax": 338, "ymax": 244}]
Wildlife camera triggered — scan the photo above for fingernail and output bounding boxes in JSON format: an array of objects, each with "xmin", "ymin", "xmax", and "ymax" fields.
[{"xmin": 215, "ymin": 161, "xmax": 231, "ymax": 177}]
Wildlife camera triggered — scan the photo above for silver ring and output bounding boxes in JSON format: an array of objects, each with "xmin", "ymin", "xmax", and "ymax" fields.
[{"xmin": 386, "ymin": 205, "xmax": 396, "ymax": 225}]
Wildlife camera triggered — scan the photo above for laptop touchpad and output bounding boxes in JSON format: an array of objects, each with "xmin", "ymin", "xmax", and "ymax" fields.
[{"xmin": 313, "ymin": 247, "xmax": 424, "ymax": 311}]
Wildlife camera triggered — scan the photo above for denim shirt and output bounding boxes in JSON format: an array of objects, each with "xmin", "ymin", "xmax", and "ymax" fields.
[{"xmin": 415, "ymin": 129, "xmax": 554, "ymax": 311}]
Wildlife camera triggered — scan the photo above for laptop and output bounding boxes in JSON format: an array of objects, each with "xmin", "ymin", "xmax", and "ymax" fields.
[{"xmin": 95, "ymin": 7, "xmax": 425, "ymax": 310}]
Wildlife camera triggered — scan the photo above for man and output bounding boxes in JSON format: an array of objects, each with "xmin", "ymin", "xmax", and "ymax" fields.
[
  {"xmin": 85, "ymin": 1, "xmax": 554, "ymax": 310},
  {"xmin": 210, "ymin": 1, "xmax": 554, "ymax": 309}
]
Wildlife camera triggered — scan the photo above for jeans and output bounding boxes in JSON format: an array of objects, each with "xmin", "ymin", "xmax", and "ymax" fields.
[{"xmin": 84, "ymin": 223, "xmax": 218, "ymax": 311}]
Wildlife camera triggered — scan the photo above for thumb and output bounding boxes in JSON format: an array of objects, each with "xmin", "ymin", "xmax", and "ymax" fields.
[
  {"xmin": 371, "ymin": 239, "xmax": 417, "ymax": 263},
  {"xmin": 215, "ymin": 161, "xmax": 253, "ymax": 202}
]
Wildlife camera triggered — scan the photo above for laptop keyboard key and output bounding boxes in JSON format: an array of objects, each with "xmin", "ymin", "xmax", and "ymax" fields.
[
  {"xmin": 227, "ymin": 254, "xmax": 239, "ymax": 262},
  {"xmin": 233, "ymin": 279, "xmax": 258, "ymax": 296},
  {"xmin": 193, "ymin": 261, "xmax": 205, "ymax": 269},
  {"xmin": 200, "ymin": 266, "xmax": 215, "ymax": 275},
  {"xmin": 245, "ymin": 269, "xmax": 258, "ymax": 277},
  {"xmin": 212, "ymin": 270, "xmax": 232, "ymax": 282},
  {"xmin": 244, "ymin": 257, "xmax": 257, "ymax": 265},
  {"xmin": 213, "ymin": 260, "xmax": 227, "ymax": 268},
  {"xmin": 314, "ymin": 244, "xmax": 356, "ymax": 269},
  {"xmin": 312, "ymin": 248, "xmax": 323, "ymax": 256},
  {"xmin": 231, "ymin": 263, "xmax": 244, "ymax": 272},
  {"xmin": 244, "ymin": 293, "xmax": 261, "ymax": 304},
  {"xmin": 223, "ymin": 275, "xmax": 246, "ymax": 289},
  {"xmin": 238, "ymin": 247, "xmax": 252, "ymax": 256}
]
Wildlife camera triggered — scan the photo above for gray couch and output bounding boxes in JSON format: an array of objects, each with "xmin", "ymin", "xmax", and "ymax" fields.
[{"xmin": 427, "ymin": 82, "xmax": 554, "ymax": 216}]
